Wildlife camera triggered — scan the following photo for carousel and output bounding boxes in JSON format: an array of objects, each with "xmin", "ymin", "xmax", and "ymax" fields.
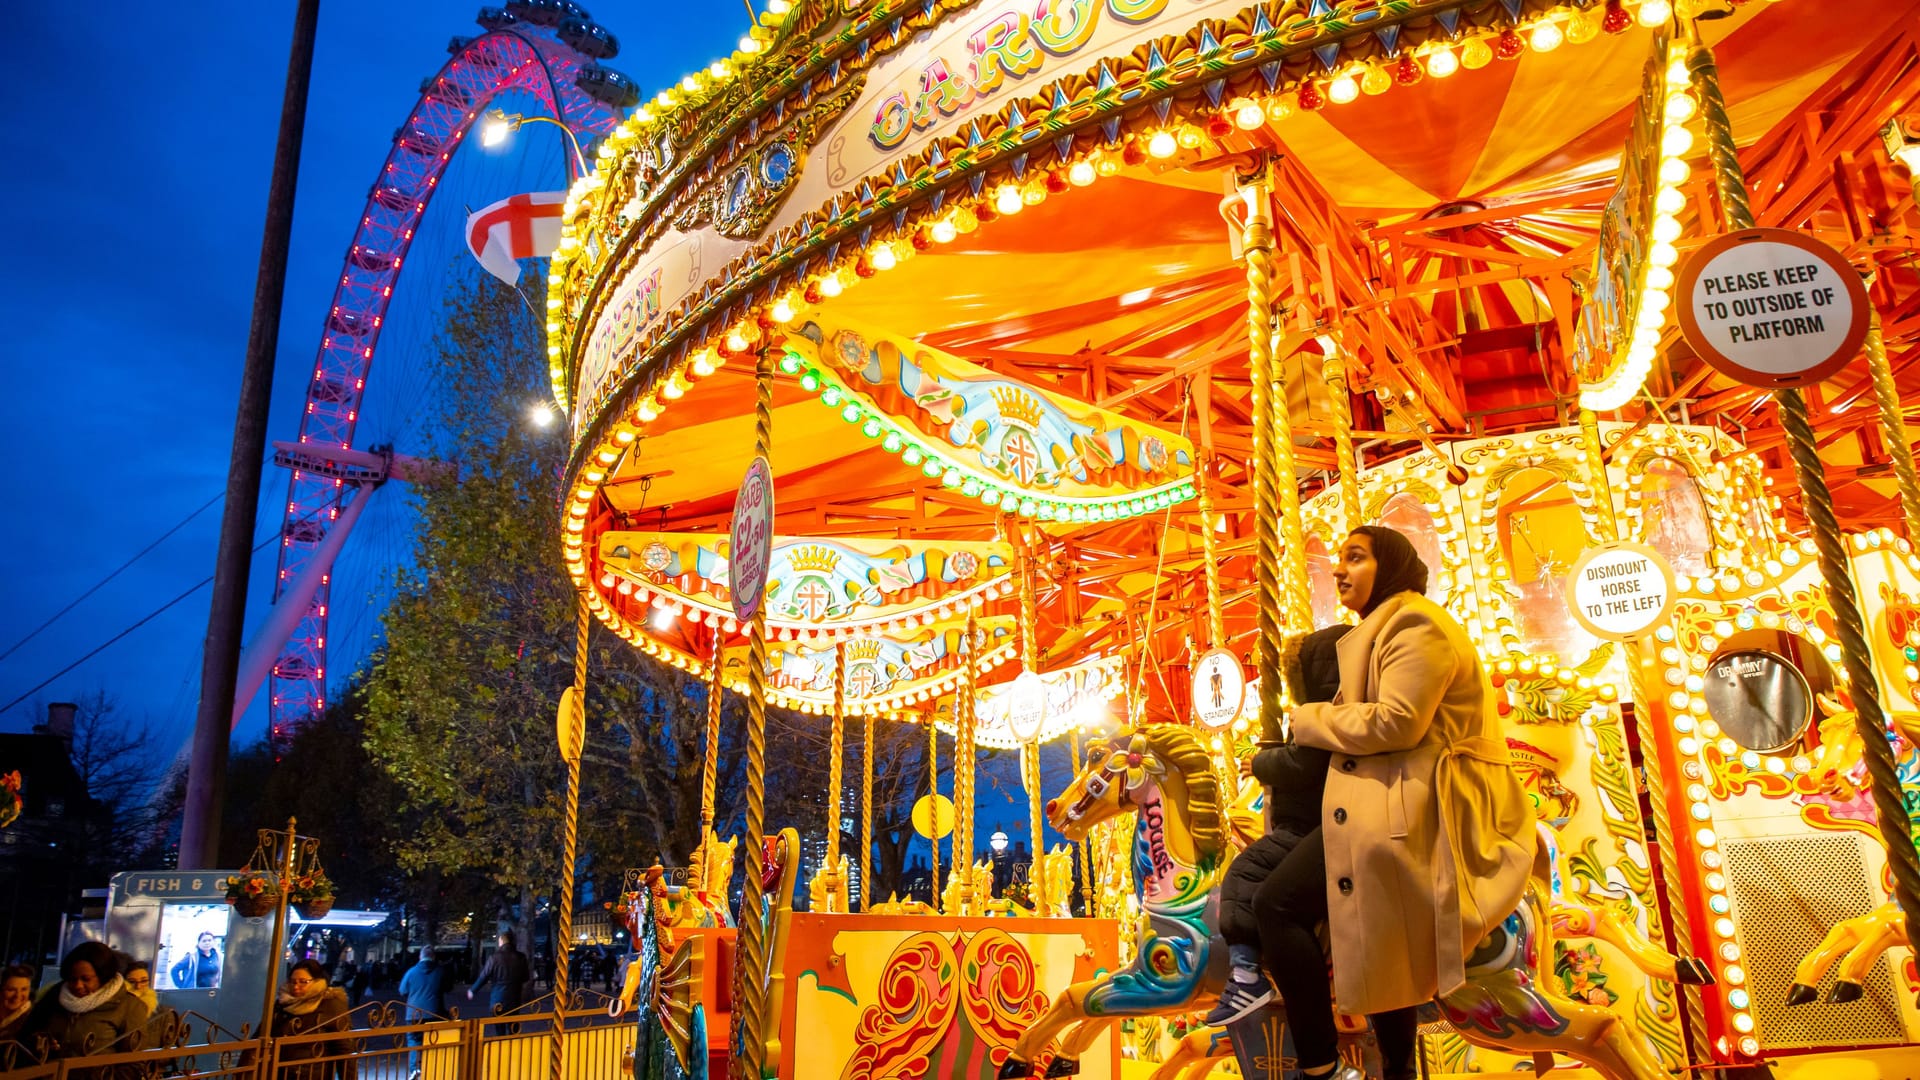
[{"xmin": 538, "ymin": 0, "xmax": 1920, "ymax": 1078}]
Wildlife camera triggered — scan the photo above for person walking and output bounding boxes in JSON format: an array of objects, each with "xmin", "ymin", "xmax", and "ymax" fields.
[
  {"xmin": 17, "ymin": 942, "xmax": 151, "ymax": 1078},
  {"xmin": 467, "ymin": 934, "xmax": 530, "ymax": 1015},
  {"xmin": 398, "ymin": 947, "xmax": 449, "ymax": 1079}
]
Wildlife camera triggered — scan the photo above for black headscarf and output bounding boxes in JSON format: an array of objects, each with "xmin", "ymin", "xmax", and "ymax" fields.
[{"xmin": 1350, "ymin": 525, "xmax": 1429, "ymax": 617}]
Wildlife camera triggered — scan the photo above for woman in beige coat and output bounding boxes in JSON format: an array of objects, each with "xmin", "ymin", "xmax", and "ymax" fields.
[{"xmin": 1264, "ymin": 526, "xmax": 1536, "ymax": 1080}]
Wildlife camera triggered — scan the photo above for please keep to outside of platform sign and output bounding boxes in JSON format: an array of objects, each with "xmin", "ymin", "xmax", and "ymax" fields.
[
  {"xmin": 1566, "ymin": 542, "xmax": 1676, "ymax": 642},
  {"xmin": 1676, "ymin": 228, "xmax": 1869, "ymax": 389}
]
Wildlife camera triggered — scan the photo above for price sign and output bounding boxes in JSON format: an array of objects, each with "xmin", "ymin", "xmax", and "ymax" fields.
[
  {"xmin": 1191, "ymin": 648, "xmax": 1246, "ymax": 729},
  {"xmin": 729, "ymin": 456, "xmax": 775, "ymax": 621},
  {"xmin": 1005, "ymin": 670, "xmax": 1047, "ymax": 744},
  {"xmin": 1565, "ymin": 542, "xmax": 1676, "ymax": 642},
  {"xmin": 1676, "ymin": 229, "xmax": 1869, "ymax": 389}
]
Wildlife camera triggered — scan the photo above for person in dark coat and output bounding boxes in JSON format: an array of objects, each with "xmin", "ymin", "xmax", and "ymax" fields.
[
  {"xmin": 267, "ymin": 959, "xmax": 356, "ymax": 1080},
  {"xmin": 1204, "ymin": 624, "xmax": 1349, "ymax": 1027},
  {"xmin": 467, "ymin": 934, "xmax": 530, "ymax": 1014},
  {"xmin": 398, "ymin": 947, "xmax": 449, "ymax": 1077},
  {"xmin": 17, "ymin": 942, "xmax": 151, "ymax": 1078}
]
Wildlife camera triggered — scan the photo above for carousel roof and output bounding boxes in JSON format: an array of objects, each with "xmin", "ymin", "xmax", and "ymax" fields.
[{"xmin": 556, "ymin": 0, "xmax": 1920, "ymax": 721}]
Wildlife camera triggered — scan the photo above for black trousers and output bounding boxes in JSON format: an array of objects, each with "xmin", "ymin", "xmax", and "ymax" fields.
[{"xmin": 1250, "ymin": 826, "xmax": 1418, "ymax": 1076}]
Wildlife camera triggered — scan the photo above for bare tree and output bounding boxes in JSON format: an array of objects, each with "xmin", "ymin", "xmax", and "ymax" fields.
[{"xmin": 49, "ymin": 692, "xmax": 167, "ymax": 874}]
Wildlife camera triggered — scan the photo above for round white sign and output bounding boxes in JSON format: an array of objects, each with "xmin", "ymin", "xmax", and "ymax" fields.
[
  {"xmin": 1005, "ymin": 669, "xmax": 1047, "ymax": 743},
  {"xmin": 1676, "ymin": 229, "xmax": 1868, "ymax": 389},
  {"xmin": 1191, "ymin": 648, "xmax": 1246, "ymax": 729},
  {"xmin": 1565, "ymin": 542, "xmax": 1677, "ymax": 642},
  {"xmin": 729, "ymin": 456, "xmax": 775, "ymax": 621}
]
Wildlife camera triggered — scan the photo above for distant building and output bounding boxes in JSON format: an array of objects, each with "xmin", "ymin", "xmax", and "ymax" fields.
[{"xmin": 0, "ymin": 704, "xmax": 111, "ymax": 965}]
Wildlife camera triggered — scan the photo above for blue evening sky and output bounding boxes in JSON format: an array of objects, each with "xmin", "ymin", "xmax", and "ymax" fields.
[{"xmin": 0, "ymin": 2, "xmax": 747, "ymax": 752}]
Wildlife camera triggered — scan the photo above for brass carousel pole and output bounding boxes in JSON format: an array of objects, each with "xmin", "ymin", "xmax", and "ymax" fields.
[
  {"xmin": 1689, "ymin": 33, "xmax": 1920, "ymax": 930},
  {"xmin": 1578, "ymin": 408, "xmax": 1618, "ymax": 543},
  {"xmin": 953, "ymin": 610, "xmax": 980, "ymax": 916},
  {"xmin": 860, "ymin": 711, "xmax": 874, "ymax": 912},
  {"xmin": 1240, "ymin": 159, "xmax": 1303, "ymax": 742},
  {"xmin": 927, "ymin": 718, "xmax": 941, "ymax": 903},
  {"xmin": 697, "ymin": 633, "xmax": 725, "ymax": 884},
  {"xmin": 550, "ymin": 596, "xmax": 590, "ymax": 1079},
  {"xmin": 1194, "ymin": 458, "xmax": 1241, "ymax": 805},
  {"xmin": 1068, "ymin": 733, "xmax": 1093, "ymax": 914},
  {"xmin": 1321, "ymin": 340, "xmax": 1365, "ymax": 532},
  {"xmin": 731, "ymin": 345, "xmax": 777, "ymax": 1080},
  {"xmin": 823, "ymin": 643, "xmax": 847, "ymax": 911},
  {"xmin": 1862, "ymin": 311, "xmax": 1920, "ymax": 542},
  {"xmin": 1016, "ymin": 525, "xmax": 1047, "ymax": 913}
]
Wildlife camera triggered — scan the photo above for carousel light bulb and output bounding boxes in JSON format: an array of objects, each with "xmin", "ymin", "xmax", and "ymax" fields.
[
  {"xmin": 1068, "ymin": 159, "xmax": 1097, "ymax": 186},
  {"xmin": 1461, "ymin": 36, "xmax": 1494, "ymax": 69},
  {"xmin": 768, "ymin": 0, "xmax": 791, "ymax": 13},
  {"xmin": 1665, "ymin": 92, "xmax": 1698, "ymax": 123},
  {"xmin": 1652, "ymin": 215, "xmax": 1683, "ymax": 243},
  {"xmin": 1660, "ymin": 156, "xmax": 1691, "ymax": 185},
  {"xmin": 651, "ymin": 605, "xmax": 675, "ymax": 630},
  {"xmin": 1360, "ymin": 65, "xmax": 1392, "ymax": 95},
  {"xmin": 1328, "ymin": 74, "xmax": 1361, "ymax": 104},
  {"xmin": 726, "ymin": 326, "xmax": 750, "ymax": 351},
  {"xmin": 1147, "ymin": 130, "xmax": 1177, "ymax": 158},
  {"xmin": 1427, "ymin": 46, "xmax": 1459, "ymax": 78},
  {"xmin": 1656, "ymin": 186, "xmax": 1687, "ymax": 215},
  {"xmin": 1640, "ymin": 0, "xmax": 1672, "ymax": 27},
  {"xmin": 1232, "ymin": 101, "xmax": 1265, "ymax": 130},
  {"xmin": 1650, "ymin": 241, "xmax": 1680, "ymax": 268},
  {"xmin": 739, "ymin": 35, "xmax": 762, "ymax": 53},
  {"xmin": 1662, "ymin": 125, "xmax": 1695, "ymax": 157},
  {"xmin": 995, "ymin": 184, "xmax": 1025, "ymax": 213},
  {"xmin": 871, "ymin": 243, "xmax": 897, "ymax": 271},
  {"xmin": 770, "ymin": 297, "xmax": 795, "ymax": 323},
  {"xmin": 1530, "ymin": 21, "xmax": 1564, "ymax": 52},
  {"xmin": 819, "ymin": 272, "xmax": 843, "ymax": 297},
  {"xmin": 931, "ymin": 218, "xmax": 958, "ymax": 243}
]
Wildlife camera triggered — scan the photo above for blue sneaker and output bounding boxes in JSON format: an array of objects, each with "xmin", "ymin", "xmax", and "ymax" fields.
[{"xmin": 1203, "ymin": 971, "xmax": 1274, "ymax": 1027}]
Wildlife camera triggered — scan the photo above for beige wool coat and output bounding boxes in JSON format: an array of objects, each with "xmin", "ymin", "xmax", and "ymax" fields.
[{"xmin": 1290, "ymin": 591, "xmax": 1536, "ymax": 1016}]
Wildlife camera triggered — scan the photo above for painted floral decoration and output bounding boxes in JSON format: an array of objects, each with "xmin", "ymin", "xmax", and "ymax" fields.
[{"xmin": 1104, "ymin": 734, "xmax": 1165, "ymax": 791}]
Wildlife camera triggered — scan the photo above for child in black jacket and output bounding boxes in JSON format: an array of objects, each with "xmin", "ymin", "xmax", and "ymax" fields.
[{"xmin": 1204, "ymin": 623, "xmax": 1349, "ymax": 1026}]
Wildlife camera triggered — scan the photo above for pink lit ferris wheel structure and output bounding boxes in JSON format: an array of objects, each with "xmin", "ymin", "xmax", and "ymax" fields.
[{"xmin": 253, "ymin": 2, "xmax": 638, "ymax": 743}]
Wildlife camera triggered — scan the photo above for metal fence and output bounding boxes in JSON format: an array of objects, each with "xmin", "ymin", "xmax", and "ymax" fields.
[{"xmin": 0, "ymin": 992, "xmax": 633, "ymax": 1080}]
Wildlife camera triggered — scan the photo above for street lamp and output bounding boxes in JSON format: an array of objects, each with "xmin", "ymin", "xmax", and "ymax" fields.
[
  {"xmin": 529, "ymin": 400, "xmax": 557, "ymax": 428},
  {"xmin": 480, "ymin": 108, "xmax": 588, "ymax": 180},
  {"xmin": 988, "ymin": 831, "xmax": 1009, "ymax": 852}
]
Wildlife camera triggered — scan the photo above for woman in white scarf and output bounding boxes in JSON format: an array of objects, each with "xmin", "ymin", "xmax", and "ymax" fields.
[{"xmin": 16, "ymin": 943, "xmax": 149, "ymax": 1078}]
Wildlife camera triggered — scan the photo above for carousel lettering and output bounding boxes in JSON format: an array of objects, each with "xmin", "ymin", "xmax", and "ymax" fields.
[
  {"xmin": 1140, "ymin": 796, "xmax": 1175, "ymax": 880},
  {"xmin": 868, "ymin": 0, "xmax": 1174, "ymax": 151}
]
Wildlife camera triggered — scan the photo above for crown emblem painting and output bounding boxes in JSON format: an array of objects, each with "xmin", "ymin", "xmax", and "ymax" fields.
[
  {"xmin": 990, "ymin": 386, "xmax": 1047, "ymax": 430},
  {"xmin": 787, "ymin": 544, "xmax": 843, "ymax": 575}
]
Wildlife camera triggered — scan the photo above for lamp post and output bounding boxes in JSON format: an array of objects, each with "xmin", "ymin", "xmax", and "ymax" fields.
[{"xmin": 480, "ymin": 109, "xmax": 588, "ymax": 180}]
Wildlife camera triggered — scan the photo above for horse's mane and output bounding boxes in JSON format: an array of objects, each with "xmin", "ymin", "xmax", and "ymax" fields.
[{"xmin": 1136, "ymin": 724, "xmax": 1225, "ymax": 857}]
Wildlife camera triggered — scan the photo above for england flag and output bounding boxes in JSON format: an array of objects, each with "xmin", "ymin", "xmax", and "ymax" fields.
[{"xmin": 465, "ymin": 191, "xmax": 566, "ymax": 287}]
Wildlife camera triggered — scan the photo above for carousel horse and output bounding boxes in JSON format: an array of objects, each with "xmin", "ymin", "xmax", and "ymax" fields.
[
  {"xmin": 1038, "ymin": 846, "xmax": 1076, "ymax": 918},
  {"xmin": 994, "ymin": 723, "xmax": 1673, "ymax": 1080},
  {"xmin": 1787, "ymin": 696, "xmax": 1920, "ymax": 1005}
]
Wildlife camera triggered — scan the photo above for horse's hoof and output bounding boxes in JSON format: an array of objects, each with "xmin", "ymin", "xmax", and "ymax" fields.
[
  {"xmin": 996, "ymin": 1059, "xmax": 1033, "ymax": 1080},
  {"xmin": 1785, "ymin": 982, "xmax": 1819, "ymax": 1006},
  {"xmin": 1827, "ymin": 981, "xmax": 1865, "ymax": 1004},
  {"xmin": 1043, "ymin": 1058, "xmax": 1080, "ymax": 1078},
  {"xmin": 1676, "ymin": 958, "xmax": 1716, "ymax": 986}
]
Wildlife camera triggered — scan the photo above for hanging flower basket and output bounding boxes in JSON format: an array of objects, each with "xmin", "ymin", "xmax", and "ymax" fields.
[
  {"xmin": 297, "ymin": 896, "xmax": 335, "ymax": 919},
  {"xmin": 0, "ymin": 772, "xmax": 20, "ymax": 830},
  {"xmin": 287, "ymin": 869, "xmax": 334, "ymax": 920},
  {"xmin": 226, "ymin": 870, "xmax": 280, "ymax": 918}
]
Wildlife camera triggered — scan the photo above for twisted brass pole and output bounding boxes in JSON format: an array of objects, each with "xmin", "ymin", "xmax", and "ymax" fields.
[
  {"xmin": 1863, "ymin": 313, "xmax": 1920, "ymax": 542},
  {"xmin": 1578, "ymin": 409, "xmax": 1620, "ymax": 542},
  {"xmin": 697, "ymin": 632, "xmax": 724, "ymax": 885},
  {"xmin": 824, "ymin": 642, "xmax": 846, "ymax": 910},
  {"xmin": 1069, "ymin": 732, "xmax": 1093, "ymax": 914},
  {"xmin": 1242, "ymin": 163, "xmax": 1288, "ymax": 742},
  {"xmin": 1690, "ymin": 37, "xmax": 1920, "ymax": 944},
  {"xmin": 927, "ymin": 718, "xmax": 941, "ymax": 903},
  {"xmin": 550, "ymin": 596, "xmax": 589, "ymax": 1079},
  {"xmin": 954, "ymin": 610, "xmax": 979, "ymax": 916},
  {"xmin": 730, "ymin": 347, "xmax": 776, "ymax": 1080},
  {"xmin": 860, "ymin": 711, "xmax": 874, "ymax": 912},
  {"xmin": 1322, "ymin": 342, "xmax": 1364, "ymax": 532},
  {"xmin": 1016, "ymin": 526, "xmax": 1047, "ymax": 913}
]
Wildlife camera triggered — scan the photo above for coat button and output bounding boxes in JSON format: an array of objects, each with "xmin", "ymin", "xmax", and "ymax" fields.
[
  {"xmin": 1338, "ymin": 877, "xmax": 1354, "ymax": 895},
  {"xmin": 1333, "ymin": 808, "xmax": 1347, "ymax": 824},
  {"xmin": 1341, "ymin": 758, "xmax": 1357, "ymax": 773}
]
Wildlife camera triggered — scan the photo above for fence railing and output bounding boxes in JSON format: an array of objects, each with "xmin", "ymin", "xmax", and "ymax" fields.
[{"xmin": 0, "ymin": 991, "xmax": 633, "ymax": 1080}]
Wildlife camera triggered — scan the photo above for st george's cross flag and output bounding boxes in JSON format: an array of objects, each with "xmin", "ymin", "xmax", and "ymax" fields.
[{"xmin": 466, "ymin": 191, "xmax": 566, "ymax": 287}]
